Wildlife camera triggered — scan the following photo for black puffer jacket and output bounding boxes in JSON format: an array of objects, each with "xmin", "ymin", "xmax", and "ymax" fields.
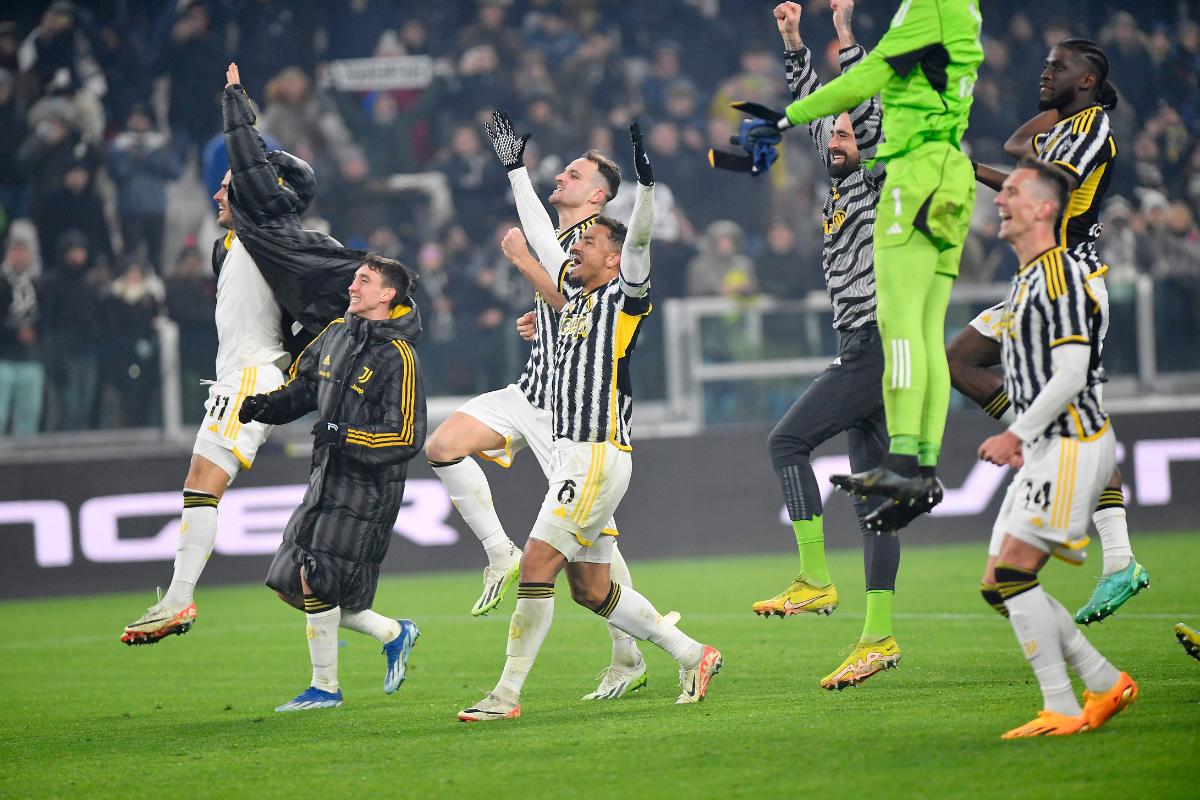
[
  {"xmin": 260, "ymin": 304, "xmax": 426, "ymax": 611},
  {"xmin": 220, "ymin": 84, "xmax": 363, "ymax": 358}
]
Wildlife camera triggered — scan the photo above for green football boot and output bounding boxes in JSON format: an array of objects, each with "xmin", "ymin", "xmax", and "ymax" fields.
[{"xmin": 1074, "ymin": 561, "xmax": 1150, "ymax": 625}]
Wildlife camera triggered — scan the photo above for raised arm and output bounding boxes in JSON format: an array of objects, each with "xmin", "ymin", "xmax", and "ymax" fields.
[
  {"xmin": 222, "ymin": 62, "xmax": 293, "ymax": 221},
  {"xmin": 484, "ymin": 110, "xmax": 571, "ymax": 284},
  {"xmin": 620, "ymin": 124, "xmax": 653, "ymax": 297},
  {"xmin": 501, "ymin": 227, "xmax": 567, "ymax": 311},
  {"xmin": 781, "ymin": 0, "xmax": 944, "ymax": 128},
  {"xmin": 1003, "ymin": 110, "xmax": 1060, "ymax": 161}
]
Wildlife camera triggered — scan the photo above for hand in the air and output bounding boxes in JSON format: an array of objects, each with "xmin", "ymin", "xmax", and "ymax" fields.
[
  {"xmin": 484, "ymin": 110, "xmax": 531, "ymax": 171},
  {"xmin": 630, "ymin": 122, "xmax": 653, "ymax": 186},
  {"xmin": 499, "ymin": 227, "xmax": 529, "ymax": 264},
  {"xmin": 225, "ymin": 62, "xmax": 241, "ymax": 88}
]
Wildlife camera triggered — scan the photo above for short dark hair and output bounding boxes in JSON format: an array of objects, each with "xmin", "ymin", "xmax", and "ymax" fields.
[
  {"xmin": 1017, "ymin": 156, "xmax": 1071, "ymax": 216},
  {"xmin": 593, "ymin": 216, "xmax": 628, "ymax": 251},
  {"xmin": 583, "ymin": 149, "xmax": 621, "ymax": 202},
  {"xmin": 361, "ymin": 251, "xmax": 414, "ymax": 308}
]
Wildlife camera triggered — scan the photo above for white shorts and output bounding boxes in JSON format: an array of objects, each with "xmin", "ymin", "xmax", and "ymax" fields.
[
  {"xmin": 192, "ymin": 363, "xmax": 285, "ymax": 481},
  {"xmin": 458, "ymin": 384, "xmax": 553, "ymax": 472},
  {"xmin": 988, "ymin": 428, "xmax": 1116, "ymax": 556},
  {"xmin": 971, "ymin": 272, "xmax": 1109, "ymax": 345},
  {"xmin": 530, "ymin": 439, "xmax": 630, "ymax": 563}
]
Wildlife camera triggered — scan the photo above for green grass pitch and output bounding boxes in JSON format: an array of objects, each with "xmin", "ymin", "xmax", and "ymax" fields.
[{"xmin": 1, "ymin": 533, "xmax": 1197, "ymax": 799}]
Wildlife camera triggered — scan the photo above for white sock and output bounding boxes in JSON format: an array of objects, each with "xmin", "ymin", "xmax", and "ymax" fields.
[
  {"xmin": 998, "ymin": 406, "xmax": 1017, "ymax": 426},
  {"xmin": 602, "ymin": 584, "xmax": 703, "ymax": 669},
  {"xmin": 495, "ymin": 589, "xmax": 555, "ymax": 699},
  {"xmin": 341, "ymin": 608, "xmax": 401, "ymax": 644},
  {"xmin": 606, "ymin": 545, "xmax": 641, "ymax": 667},
  {"xmin": 1004, "ymin": 586, "xmax": 1081, "ymax": 716},
  {"xmin": 1046, "ymin": 594, "xmax": 1120, "ymax": 693},
  {"xmin": 433, "ymin": 458, "xmax": 514, "ymax": 559},
  {"xmin": 1093, "ymin": 507, "xmax": 1134, "ymax": 575},
  {"xmin": 305, "ymin": 606, "xmax": 341, "ymax": 693},
  {"xmin": 163, "ymin": 492, "xmax": 218, "ymax": 607}
]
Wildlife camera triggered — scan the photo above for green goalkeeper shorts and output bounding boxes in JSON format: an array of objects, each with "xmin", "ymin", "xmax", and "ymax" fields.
[{"xmin": 874, "ymin": 141, "xmax": 975, "ymax": 275}]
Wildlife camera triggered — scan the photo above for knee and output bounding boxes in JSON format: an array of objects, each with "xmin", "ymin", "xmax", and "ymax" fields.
[
  {"xmin": 767, "ymin": 426, "xmax": 810, "ymax": 466},
  {"xmin": 424, "ymin": 425, "xmax": 461, "ymax": 464},
  {"xmin": 571, "ymin": 576, "xmax": 614, "ymax": 610}
]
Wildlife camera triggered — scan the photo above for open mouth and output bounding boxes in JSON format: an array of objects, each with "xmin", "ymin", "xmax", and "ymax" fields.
[
  {"xmin": 571, "ymin": 254, "xmax": 583, "ymax": 267},
  {"xmin": 830, "ymin": 153, "xmax": 846, "ymax": 164}
]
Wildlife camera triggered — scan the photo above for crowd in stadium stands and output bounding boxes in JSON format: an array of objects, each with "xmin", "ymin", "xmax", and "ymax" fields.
[{"xmin": 0, "ymin": 0, "xmax": 1197, "ymax": 435}]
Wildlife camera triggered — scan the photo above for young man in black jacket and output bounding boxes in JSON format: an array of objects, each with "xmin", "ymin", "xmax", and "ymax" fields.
[{"xmin": 239, "ymin": 253, "xmax": 427, "ymax": 711}]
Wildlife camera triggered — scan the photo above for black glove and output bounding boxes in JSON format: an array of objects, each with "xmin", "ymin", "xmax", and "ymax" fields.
[
  {"xmin": 312, "ymin": 420, "xmax": 343, "ymax": 450},
  {"xmin": 484, "ymin": 110, "xmax": 530, "ymax": 171},
  {"xmin": 630, "ymin": 122, "xmax": 653, "ymax": 186},
  {"xmin": 238, "ymin": 393, "xmax": 272, "ymax": 424}
]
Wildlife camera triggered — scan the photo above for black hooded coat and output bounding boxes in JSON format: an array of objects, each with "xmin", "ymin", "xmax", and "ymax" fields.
[
  {"xmin": 259, "ymin": 304, "xmax": 426, "ymax": 611},
  {"xmin": 215, "ymin": 84, "xmax": 363, "ymax": 358}
]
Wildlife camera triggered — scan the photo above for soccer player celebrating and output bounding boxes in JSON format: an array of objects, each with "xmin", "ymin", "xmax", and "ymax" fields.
[
  {"xmin": 458, "ymin": 125, "xmax": 721, "ymax": 722},
  {"xmin": 740, "ymin": 0, "xmax": 982, "ymax": 506},
  {"xmin": 425, "ymin": 112, "xmax": 649, "ymax": 700},
  {"xmin": 239, "ymin": 255, "xmax": 425, "ymax": 711},
  {"xmin": 120, "ymin": 64, "xmax": 311, "ymax": 645},
  {"xmin": 953, "ymin": 39, "xmax": 1148, "ymax": 625},
  {"xmin": 751, "ymin": 1, "xmax": 902, "ymax": 691},
  {"xmin": 980, "ymin": 159, "xmax": 1135, "ymax": 739}
]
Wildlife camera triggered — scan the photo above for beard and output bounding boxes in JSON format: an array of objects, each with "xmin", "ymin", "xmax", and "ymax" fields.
[
  {"xmin": 1037, "ymin": 85, "xmax": 1077, "ymax": 111},
  {"xmin": 564, "ymin": 270, "xmax": 583, "ymax": 288},
  {"xmin": 826, "ymin": 153, "xmax": 858, "ymax": 180}
]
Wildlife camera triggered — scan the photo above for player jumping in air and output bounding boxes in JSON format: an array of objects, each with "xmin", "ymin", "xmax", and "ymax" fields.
[
  {"xmin": 957, "ymin": 39, "xmax": 1148, "ymax": 625},
  {"xmin": 458, "ymin": 125, "xmax": 721, "ymax": 722},
  {"xmin": 738, "ymin": 0, "xmax": 983, "ymax": 508},
  {"xmin": 121, "ymin": 62, "xmax": 353, "ymax": 645},
  {"xmin": 980, "ymin": 159, "xmax": 1135, "ymax": 739},
  {"xmin": 750, "ymin": 1, "xmax": 904, "ymax": 691},
  {"xmin": 424, "ymin": 112, "xmax": 649, "ymax": 701}
]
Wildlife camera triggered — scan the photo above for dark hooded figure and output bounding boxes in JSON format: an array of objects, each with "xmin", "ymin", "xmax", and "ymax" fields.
[
  {"xmin": 217, "ymin": 79, "xmax": 364, "ymax": 360},
  {"xmin": 238, "ymin": 252, "xmax": 427, "ymax": 710}
]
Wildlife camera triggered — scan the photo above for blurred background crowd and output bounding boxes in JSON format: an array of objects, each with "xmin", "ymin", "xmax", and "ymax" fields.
[{"xmin": 0, "ymin": 0, "xmax": 1196, "ymax": 435}]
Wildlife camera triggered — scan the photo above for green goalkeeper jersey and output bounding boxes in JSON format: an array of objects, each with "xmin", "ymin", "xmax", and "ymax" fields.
[{"xmin": 783, "ymin": 0, "xmax": 983, "ymax": 161}]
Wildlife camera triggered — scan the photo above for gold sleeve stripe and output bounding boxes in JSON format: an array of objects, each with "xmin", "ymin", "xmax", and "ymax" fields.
[
  {"xmin": 1050, "ymin": 335, "xmax": 1089, "ymax": 347},
  {"xmin": 1051, "ymin": 159, "xmax": 1081, "ymax": 176},
  {"xmin": 399, "ymin": 341, "xmax": 416, "ymax": 443}
]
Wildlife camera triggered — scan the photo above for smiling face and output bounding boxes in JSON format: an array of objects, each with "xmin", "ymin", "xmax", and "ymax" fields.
[
  {"xmin": 566, "ymin": 224, "xmax": 620, "ymax": 290},
  {"xmin": 347, "ymin": 264, "xmax": 396, "ymax": 320},
  {"xmin": 549, "ymin": 157, "xmax": 608, "ymax": 211},
  {"xmin": 826, "ymin": 112, "xmax": 860, "ymax": 180},
  {"xmin": 213, "ymin": 170, "xmax": 232, "ymax": 229},
  {"xmin": 1037, "ymin": 45, "xmax": 1095, "ymax": 112},
  {"xmin": 995, "ymin": 168, "xmax": 1057, "ymax": 245}
]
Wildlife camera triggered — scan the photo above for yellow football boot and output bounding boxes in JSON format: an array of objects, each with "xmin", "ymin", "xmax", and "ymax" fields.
[
  {"xmin": 820, "ymin": 636, "xmax": 901, "ymax": 690},
  {"xmin": 1175, "ymin": 623, "xmax": 1200, "ymax": 662},
  {"xmin": 751, "ymin": 576, "xmax": 838, "ymax": 618}
]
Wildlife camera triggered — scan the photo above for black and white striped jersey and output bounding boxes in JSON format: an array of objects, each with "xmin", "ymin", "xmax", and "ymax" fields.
[
  {"xmin": 1032, "ymin": 103, "xmax": 1117, "ymax": 266},
  {"xmin": 550, "ymin": 278, "xmax": 651, "ymax": 451},
  {"xmin": 1000, "ymin": 246, "xmax": 1108, "ymax": 441},
  {"xmin": 515, "ymin": 214, "xmax": 599, "ymax": 410},
  {"xmin": 786, "ymin": 43, "xmax": 884, "ymax": 330}
]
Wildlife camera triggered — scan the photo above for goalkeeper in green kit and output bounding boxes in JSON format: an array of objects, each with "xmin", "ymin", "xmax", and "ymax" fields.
[{"xmin": 738, "ymin": 0, "xmax": 983, "ymax": 510}]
